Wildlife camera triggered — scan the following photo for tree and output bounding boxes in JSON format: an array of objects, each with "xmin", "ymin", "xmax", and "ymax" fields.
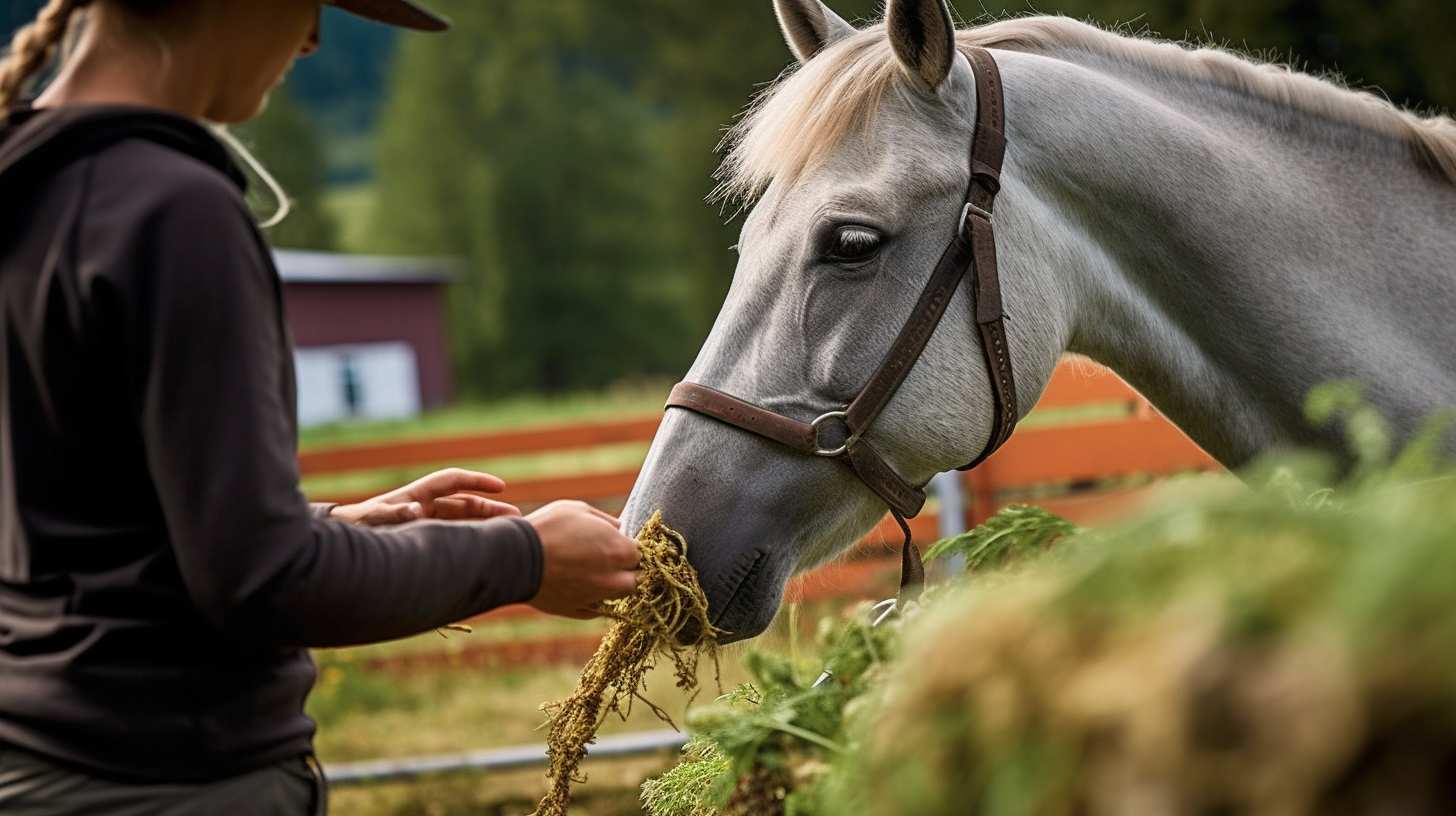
[
  {"xmin": 368, "ymin": 0, "xmax": 689, "ymax": 395},
  {"xmin": 600, "ymin": 0, "xmax": 883, "ymax": 332}
]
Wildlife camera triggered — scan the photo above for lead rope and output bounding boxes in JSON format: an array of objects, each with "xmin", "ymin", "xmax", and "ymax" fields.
[
  {"xmin": 893, "ymin": 509, "xmax": 925, "ymax": 601},
  {"xmin": 808, "ymin": 516, "xmax": 917, "ymax": 691}
]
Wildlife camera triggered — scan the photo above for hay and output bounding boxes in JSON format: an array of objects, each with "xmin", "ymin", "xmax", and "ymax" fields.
[
  {"xmin": 531, "ymin": 511, "xmax": 721, "ymax": 816},
  {"xmin": 859, "ymin": 464, "xmax": 1456, "ymax": 816}
]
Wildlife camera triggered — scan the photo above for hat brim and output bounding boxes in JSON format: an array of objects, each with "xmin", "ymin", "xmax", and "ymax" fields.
[{"xmin": 328, "ymin": 0, "xmax": 451, "ymax": 31}]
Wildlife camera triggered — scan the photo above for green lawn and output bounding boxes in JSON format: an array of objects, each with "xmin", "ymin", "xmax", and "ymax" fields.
[{"xmin": 313, "ymin": 599, "xmax": 855, "ymax": 816}]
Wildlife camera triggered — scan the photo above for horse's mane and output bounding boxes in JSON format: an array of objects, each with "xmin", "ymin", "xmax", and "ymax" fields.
[{"xmin": 717, "ymin": 15, "xmax": 1456, "ymax": 203}]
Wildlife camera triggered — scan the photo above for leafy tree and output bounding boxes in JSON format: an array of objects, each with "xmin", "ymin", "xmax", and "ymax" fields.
[
  {"xmin": 287, "ymin": 7, "xmax": 400, "ymax": 183},
  {"xmin": 601, "ymin": 0, "xmax": 882, "ymax": 330},
  {"xmin": 288, "ymin": 7, "xmax": 398, "ymax": 136},
  {"xmin": 368, "ymin": 0, "xmax": 689, "ymax": 395}
]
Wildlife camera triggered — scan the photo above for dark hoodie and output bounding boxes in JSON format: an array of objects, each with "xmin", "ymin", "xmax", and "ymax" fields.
[{"xmin": 0, "ymin": 105, "xmax": 543, "ymax": 783}]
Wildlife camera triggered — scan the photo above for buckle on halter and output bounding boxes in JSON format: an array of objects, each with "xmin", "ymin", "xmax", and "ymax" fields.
[
  {"xmin": 811, "ymin": 410, "xmax": 858, "ymax": 457},
  {"xmin": 960, "ymin": 202, "xmax": 994, "ymax": 230}
]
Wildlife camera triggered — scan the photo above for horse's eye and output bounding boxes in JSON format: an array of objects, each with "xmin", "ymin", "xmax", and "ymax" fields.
[{"xmin": 824, "ymin": 226, "xmax": 882, "ymax": 264}]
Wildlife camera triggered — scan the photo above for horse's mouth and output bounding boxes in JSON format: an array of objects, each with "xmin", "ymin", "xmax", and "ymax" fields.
[{"xmin": 680, "ymin": 547, "xmax": 775, "ymax": 646}]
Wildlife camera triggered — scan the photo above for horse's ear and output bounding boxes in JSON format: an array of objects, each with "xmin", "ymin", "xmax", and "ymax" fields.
[
  {"xmin": 773, "ymin": 0, "xmax": 857, "ymax": 63},
  {"xmin": 886, "ymin": 0, "xmax": 957, "ymax": 89}
]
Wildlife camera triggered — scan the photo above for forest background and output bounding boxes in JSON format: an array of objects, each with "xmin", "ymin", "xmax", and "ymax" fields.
[{"xmin": 5, "ymin": 0, "xmax": 1452, "ymax": 398}]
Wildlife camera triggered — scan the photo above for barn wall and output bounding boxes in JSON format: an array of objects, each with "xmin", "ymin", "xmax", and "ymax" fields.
[{"xmin": 283, "ymin": 282, "xmax": 453, "ymax": 408}]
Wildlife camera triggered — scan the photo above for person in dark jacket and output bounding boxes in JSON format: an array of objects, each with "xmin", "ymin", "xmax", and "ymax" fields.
[{"xmin": 0, "ymin": 1, "xmax": 645, "ymax": 812}]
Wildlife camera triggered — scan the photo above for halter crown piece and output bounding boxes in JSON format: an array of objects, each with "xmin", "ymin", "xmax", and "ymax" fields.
[{"xmin": 665, "ymin": 47, "xmax": 1017, "ymax": 597}]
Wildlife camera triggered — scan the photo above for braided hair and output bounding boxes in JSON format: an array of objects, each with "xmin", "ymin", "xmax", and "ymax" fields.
[
  {"xmin": 0, "ymin": 0, "xmax": 293, "ymax": 225},
  {"xmin": 0, "ymin": 0, "xmax": 92, "ymax": 108}
]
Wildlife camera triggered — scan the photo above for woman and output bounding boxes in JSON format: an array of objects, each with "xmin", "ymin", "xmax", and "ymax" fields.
[{"xmin": 0, "ymin": 1, "xmax": 644, "ymax": 813}]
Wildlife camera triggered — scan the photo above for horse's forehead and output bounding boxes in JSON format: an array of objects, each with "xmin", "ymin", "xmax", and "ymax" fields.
[
  {"xmin": 749, "ymin": 71, "xmax": 977, "ymax": 231},
  {"xmin": 742, "ymin": 133, "xmax": 967, "ymax": 250},
  {"xmin": 743, "ymin": 175, "xmax": 897, "ymax": 238}
]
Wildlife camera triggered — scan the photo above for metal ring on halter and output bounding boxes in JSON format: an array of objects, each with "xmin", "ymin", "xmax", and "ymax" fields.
[
  {"xmin": 811, "ymin": 599, "xmax": 902, "ymax": 689},
  {"xmin": 870, "ymin": 598, "xmax": 899, "ymax": 627},
  {"xmin": 810, "ymin": 410, "xmax": 857, "ymax": 457}
]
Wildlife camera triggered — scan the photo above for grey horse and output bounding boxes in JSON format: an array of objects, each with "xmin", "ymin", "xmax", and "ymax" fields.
[{"xmin": 622, "ymin": 0, "xmax": 1456, "ymax": 642}]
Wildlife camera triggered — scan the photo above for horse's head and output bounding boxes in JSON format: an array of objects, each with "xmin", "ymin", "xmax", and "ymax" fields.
[{"xmin": 623, "ymin": 0, "xmax": 1065, "ymax": 642}]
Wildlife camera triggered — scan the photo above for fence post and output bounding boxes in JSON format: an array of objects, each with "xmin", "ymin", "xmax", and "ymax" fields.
[{"xmin": 930, "ymin": 471, "xmax": 967, "ymax": 578}]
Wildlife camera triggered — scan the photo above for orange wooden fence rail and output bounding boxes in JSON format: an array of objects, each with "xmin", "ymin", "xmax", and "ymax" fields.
[
  {"xmin": 300, "ymin": 358, "xmax": 1221, "ymax": 606},
  {"xmin": 969, "ymin": 362, "xmax": 1221, "ymax": 525}
]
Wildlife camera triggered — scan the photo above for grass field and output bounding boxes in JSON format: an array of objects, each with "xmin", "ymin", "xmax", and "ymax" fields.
[{"xmin": 312, "ymin": 599, "xmax": 854, "ymax": 816}]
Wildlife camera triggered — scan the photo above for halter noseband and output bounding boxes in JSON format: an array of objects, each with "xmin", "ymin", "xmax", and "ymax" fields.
[{"xmin": 665, "ymin": 47, "xmax": 1017, "ymax": 595}]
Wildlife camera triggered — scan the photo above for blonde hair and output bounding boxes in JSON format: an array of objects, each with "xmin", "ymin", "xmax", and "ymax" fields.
[
  {"xmin": 0, "ymin": 0, "xmax": 87, "ymax": 109},
  {"xmin": 0, "ymin": 0, "xmax": 293, "ymax": 228},
  {"xmin": 212, "ymin": 124, "xmax": 292, "ymax": 229}
]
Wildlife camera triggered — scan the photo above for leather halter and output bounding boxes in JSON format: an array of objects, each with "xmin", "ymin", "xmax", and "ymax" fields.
[{"xmin": 665, "ymin": 47, "xmax": 1016, "ymax": 594}]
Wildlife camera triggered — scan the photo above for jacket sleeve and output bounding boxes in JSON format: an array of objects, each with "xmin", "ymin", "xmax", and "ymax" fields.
[{"xmin": 121, "ymin": 170, "xmax": 543, "ymax": 648}]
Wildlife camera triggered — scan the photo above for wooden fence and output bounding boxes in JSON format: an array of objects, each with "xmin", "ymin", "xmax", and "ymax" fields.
[{"xmin": 300, "ymin": 357, "xmax": 1220, "ymax": 608}]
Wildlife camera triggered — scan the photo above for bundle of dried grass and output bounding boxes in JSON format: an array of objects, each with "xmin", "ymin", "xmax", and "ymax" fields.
[{"xmin": 532, "ymin": 511, "xmax": 721, "ymax": 816}]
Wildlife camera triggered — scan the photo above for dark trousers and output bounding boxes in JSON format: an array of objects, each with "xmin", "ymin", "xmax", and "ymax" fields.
[{"xmin": 0, "ymin": 745, "xmax": 326, "ymax": 815}]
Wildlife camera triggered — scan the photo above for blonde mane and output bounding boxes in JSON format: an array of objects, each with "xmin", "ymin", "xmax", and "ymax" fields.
[{"xmin": 717, "ymin": 15, "xmax": 1456, "ymax": 202}]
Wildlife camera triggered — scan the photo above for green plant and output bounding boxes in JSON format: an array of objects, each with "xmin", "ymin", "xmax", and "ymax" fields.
[
  {"xmin": 641, "ymin": 502, "xmax": 1080, "ymax": 816},
  {"xmin": 924, "ymin": 503, "xmax": 1078, "ymax": 573},
  {"xmin": 645, "ymin": 393, "xmax": 1456, "ymax": 816}
]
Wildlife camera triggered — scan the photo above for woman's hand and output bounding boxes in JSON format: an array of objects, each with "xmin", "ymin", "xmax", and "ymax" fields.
[
  {"xmin": 525, "ymin": 501, "xmax": 641, "ymax": 619},
  {"xmin": 330, "ymin": 468, "xmax": 521, "ymax": 526}
]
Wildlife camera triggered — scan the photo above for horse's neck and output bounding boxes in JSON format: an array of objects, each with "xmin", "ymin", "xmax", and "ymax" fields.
[{"xmin": 995, "ymin": 50, "xmax": 1456, "ymax": 466}]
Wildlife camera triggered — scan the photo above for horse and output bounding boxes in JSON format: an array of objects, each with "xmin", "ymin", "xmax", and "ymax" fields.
[{"xmin": 620, "ymin": 0, "xmax": 1456, "ymax": 643}]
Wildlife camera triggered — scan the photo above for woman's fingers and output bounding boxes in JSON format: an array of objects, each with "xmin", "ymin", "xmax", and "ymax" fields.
[
  {"xmin": 432, "ymin": 494, "xmax": 522, "ymax": 520},
  {"xmin": 363, "ymin": 469, "xmax": 514, "ymax": 517},
  {"xmin": 588, "ymin": 505, "xmax": 624, "ymax": 527},
  {"xmin": 371, "ymin": 469, "xmax": 508, "ymax": 507},
  {"xmin": 406, "ymin": 468, "xmax": 508, "ymax": 500},
  {"xmin": 333, "ymin": 500, "xmax": 423, "ymax": 526}
]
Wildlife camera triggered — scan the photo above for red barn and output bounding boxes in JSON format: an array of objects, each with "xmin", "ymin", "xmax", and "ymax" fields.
[{"xmin": 275, "ymin": 250, "xmax": 459, "ymax": 426}]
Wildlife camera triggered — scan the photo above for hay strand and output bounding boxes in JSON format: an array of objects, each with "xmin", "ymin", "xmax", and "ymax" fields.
[{"xmin": 532, "ymin": 511, "xmax": 721, "ymax": 816}]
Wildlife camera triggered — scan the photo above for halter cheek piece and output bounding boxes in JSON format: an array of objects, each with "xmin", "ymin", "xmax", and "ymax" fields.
[{"xmin": 665, "ymin": 48, "xmax": 1016, "ymax": 598}]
